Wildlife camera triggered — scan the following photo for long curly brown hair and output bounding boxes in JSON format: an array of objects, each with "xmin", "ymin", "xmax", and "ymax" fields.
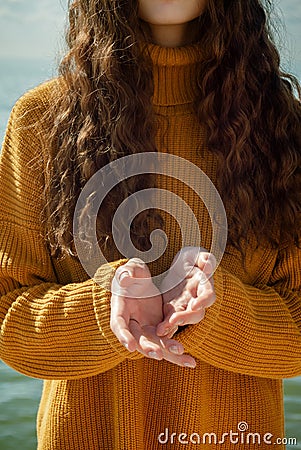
[{"xmin": 44, "ymin": 0, "xmax": 301, "ymax": 259}]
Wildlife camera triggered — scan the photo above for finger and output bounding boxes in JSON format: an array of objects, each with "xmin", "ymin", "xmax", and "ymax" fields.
[
  {"xmin": 165, "ymin": 326, "xmax": 179, "ymax": 339},
  {"xmin": 191, "ymin": 294, "xmax": 216, "ymax": 311},
  {"xmin": 167, "ymin": 308, "xmax": 206, "ymax": 326},
  {"xmin": 152, "ymin": 334, "xmax": 196, "ymax": 368},
  {"xmin": 117, "ymin": 271, "xmax": 133, "ymax": 287},
  {"xmin": 130, "ymin": 325, "xmax": 196, "ymax": 368},
  {"xmin": 110, "ymin": 314, "xmax": 137, "ymax": 352},
  {"xmin": 157, "ymin": 288, "xmax": 194, "ymax": 336},
  {"xmin": 157, "ymin": 307, "xmax": 205, "ymax": 335},
  {"xmin": 196, "ymin": 252, "xmax": 217, "ymax": 277},
  {"xmin": 115, "ymin": 258, "xmax": 151, "ymax": 286},
  {"xmin": 156, "ymin": 334, "xmax": 184, "ymax": 355},
  {"xmin": 127, "ymin": 258, "xmax": 151, "ymax": 278},
  {"xmin": 183, "ymin": 270, "xmax": 215, "ymax": 311},
  {"xmin": 157, "ymin": 320, "xmax": 176, "ymax": 337},
  {"xmin": 143, "ymin": 332, "xmax": 196, "ymax": 368},
  {"xmin": 132, "ymin": 324, "xmax": 185, "ymax": 359},
  {"xmin": 193, "ymin": 283, "xmax": 216, "ymax": 310},
  {"xmin": 129, "ymin": 321, "xmax": 164, "ymax": 360},
  {"xmin": 161, "ymin": 325, "xmax": 179, "ymax": 339},
  {"xmin": 161, "ymin": 347, "xmax": 196, "ymax": 368},
  {"xmin": 144, "ymin": 330, "xmax": 196, "ymax": 368},
  {"xmin": 156, "ymin": 298, "xmax": 188, "ymax": 335},
  {"xmin": 167, "ymin": 354, "xmax": 196, "ymax": 369},
  {"xmin": 110, "ymin": 293, "xmax": 138, "ymax": 351},
  {"xmin": 156, "ymin": 303, "xmax": 177, "ymax": 336},
  {"xmin": 114, "ymin": 266, "xmax": 135, "ymax": 287}
]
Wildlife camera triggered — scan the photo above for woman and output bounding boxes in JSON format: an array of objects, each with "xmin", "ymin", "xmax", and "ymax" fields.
[{"xmin": 0, "ymin": 0, "xmax": 300, "ymax": 449}]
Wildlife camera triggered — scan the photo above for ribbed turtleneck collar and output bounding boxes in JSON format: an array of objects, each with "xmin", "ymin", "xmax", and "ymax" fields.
[{"xmin": 146, "ymin": 43, "xmax": 202, "ymax": 108}]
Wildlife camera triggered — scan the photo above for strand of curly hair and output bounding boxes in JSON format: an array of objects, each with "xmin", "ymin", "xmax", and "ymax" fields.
[{"xmin": 43, "ymin": 0, "xmax": 301, "ymax": 259}]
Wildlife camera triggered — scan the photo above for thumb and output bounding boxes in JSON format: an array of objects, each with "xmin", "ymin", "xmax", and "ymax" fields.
[
  {"xmin": 115, "ymin": 258, "xmax": 151, "ymax": 286},
  {"xmin": 115, "ymin": 266, "xmax": 134, "ymax": 288}
]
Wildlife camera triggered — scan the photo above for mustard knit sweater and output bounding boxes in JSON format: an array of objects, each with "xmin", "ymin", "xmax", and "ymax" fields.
[{"xmin": 1, "ymin": 44, "xmax": 301, "ymax": 450}]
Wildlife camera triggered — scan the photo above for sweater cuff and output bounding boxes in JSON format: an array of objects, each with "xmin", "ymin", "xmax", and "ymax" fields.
[
  {"xmin": 92, "ymin": 259, "xmax": 144, "ymax": 361},
  {"xmin": 176, "ymin": 265, "xmax": 224, "ymax": 350}
]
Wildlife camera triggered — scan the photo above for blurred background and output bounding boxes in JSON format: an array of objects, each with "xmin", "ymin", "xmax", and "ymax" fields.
[{"xmin": 0, "ymin": 0, "xmax": 300, "ymax": 449}]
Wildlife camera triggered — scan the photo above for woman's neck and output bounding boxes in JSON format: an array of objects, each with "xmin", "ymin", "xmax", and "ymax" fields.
[{"xmin": 142, "ymin": 19, "xmax": 199, "ymax": 48}]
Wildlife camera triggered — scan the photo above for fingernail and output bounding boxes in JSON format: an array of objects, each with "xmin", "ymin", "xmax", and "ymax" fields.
[
  {"xmin": 122, "ymin": 342, "xmax": 129, "ymax": 350},
  {"xmin": 184, "ymin": 362, "xmax": 196, "ymax": 369},
  {"xmin": 119, "ymin": 271, "xmax": 129, "ymax": 281},
  {"xmin": 148, "ymin": 351, "xmax": 160, "ymax": 360},
  {"xmin": 169, "ymin": 345, "xmax": 180, "ymax": 355}
]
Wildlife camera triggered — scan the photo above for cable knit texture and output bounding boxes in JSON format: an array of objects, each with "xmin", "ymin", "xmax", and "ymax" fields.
[{"xmin": 0, "ymin": 43, "xmax": 301, "ymax": 449}]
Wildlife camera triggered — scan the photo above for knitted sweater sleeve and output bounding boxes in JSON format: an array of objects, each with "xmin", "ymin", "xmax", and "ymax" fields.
[
  {"xmin": 177, "ymin": 245, "xmax": 301, "ymax": 379},
  {"xmin": 0, "ymin": 86, "xmax": 140, "ymax": 380}
]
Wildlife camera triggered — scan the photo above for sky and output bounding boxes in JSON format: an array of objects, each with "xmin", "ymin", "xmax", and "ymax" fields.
[{"xmin": 0, "ymin": 0, "xmax": 300, "ymax": 76}]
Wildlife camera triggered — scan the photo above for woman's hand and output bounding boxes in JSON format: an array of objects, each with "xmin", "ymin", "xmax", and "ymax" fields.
[
  {"xmin": 110, "ymin": 258, "xmax": 196, "ymax": 368},
  {"xmin": 156, "ymin": 247, "xmax": 216, "ymax": 337}
]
